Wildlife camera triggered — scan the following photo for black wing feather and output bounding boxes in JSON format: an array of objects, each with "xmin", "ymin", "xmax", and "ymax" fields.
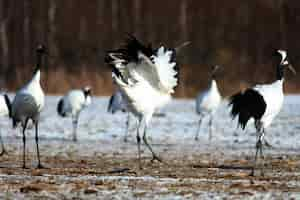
[
  {"xmin": 229, "ymin": 89, "xmax": 266, "ymax": 129},
  {"xmin": 104, "ymin": 35, "xmax": 154, "ymax": 85},
  {"xmin": 105, "ymin": 35, "xmax": 153, "ymax": 65}
]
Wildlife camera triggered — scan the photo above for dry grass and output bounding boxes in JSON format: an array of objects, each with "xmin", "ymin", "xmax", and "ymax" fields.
[{"xmin": 4, "ymin": 62, "xmax": 300, "ymax": 98}]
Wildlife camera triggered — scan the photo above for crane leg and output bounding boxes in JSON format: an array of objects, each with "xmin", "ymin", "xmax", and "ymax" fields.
[
  {"xmin": 0, "ymin": 130, "xmax": 7, "ymax": 156},
  {"xmin": 251, "ymin": 129, "xmax": 265, "ymax": 176},
  {"xmin": 195, "ymin": 116, "xmax": 203, "ymax": 141},
  {"xmin": 22, "ymin": 118, "xmax": 29, "ymax": 169},
  {"xmin": 124, "ymin": 113, "xmax": 130, "ymax": 142},
  {"xmin": 142, "ymin": 123, "xmax": 162, "ymax": 163},
  {"xmin": 208, "ymin": 115, "xmax": 213, "ymax": 141},
  {"xmin": 35, "ymin": 121, "xmax": 44, "ymax": 168},
  {"xmin": 136, "ymin": 119, "xmax": 142, "ymax": 169},
  {"xmin": 72, "ymin": 115, "xmax": 79, "ymax": 142}
]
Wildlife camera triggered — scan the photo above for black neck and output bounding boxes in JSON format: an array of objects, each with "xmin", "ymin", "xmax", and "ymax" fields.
[
  {"xmin": 276, "ymin": 65, "xmax": 284, "ymax": 81},
  {"xmin": 83, "ymin": 90, "xmax": 90, "ymax": 99},
  {"xmin": 34, "ymin": 52, "xmax": 43, "ymax": 74},
  {"xmin": 4, "ymin": 94, "xmax": 12, "ymax": 118},
  {"xmin": 211, "ymin": 73, "xmax": 216, "ymax": 80}
]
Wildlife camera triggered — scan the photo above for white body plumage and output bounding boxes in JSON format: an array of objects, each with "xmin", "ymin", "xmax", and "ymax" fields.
[
  {"xmin": 195, "ymin": 65, "xmax": 222, "ymax": 141},
  {"xmin": 10, "ymin": 44, "xmax": 47, "ymax": 168},
  {"xmin": 57, "ymin": 87, "xmax": 91, "ymax": 142},
  {"xmin": 196, "ymin": 80, "xmax": 221, "ymax": 116},
  {"xmin": 105, "ymin": 37, "xmax": 178, "ymax": 165},
  {"xmin": 112, "ymin": 46, "xmax": 176, "ymax": 124},
  {"xmin": 253, "ymin": 80, "xmax": 284, "ymax": 129},
  {"xmin": 0, "ymin": 93, "xmax": 11, "ymax": 155},
  {"xmin": 228, "ymin": 49, "xmax": 295, "ymax": 175},
  {"xmin": 0, "ymin": 94, "xmax": 10, "ymax": 117},
  {"xmin": 117, "ymin": 78, "xmax": 171, "ymax": 124},
  {"xmin": 58, "ymin": 90, "xmax": 91, "ymax": 117},
  {"xmin": 12, "ymin": 70, "xmax": 44, "ymax": 126}
]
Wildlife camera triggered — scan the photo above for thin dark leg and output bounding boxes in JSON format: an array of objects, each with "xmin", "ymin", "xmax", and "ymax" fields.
[
  {"xmin": 251, "ymin": 130, "xmax": 264, "ymax": 176},
  {"xmin": 259, "ymin": 130, "xmax": 266, "ymax": 176},
  {"xmin": 124, "ymin": 113, "xmax": 130, "ymax": 142},
  {"xmin": 195, "ymin": 116, "xmax": 203, "ymax": 141},
  {"xmin": 136, "ymin": 119, "xmax": 142, "ymax": 169},
  {"xmin": 251, "ymin": 139, "xmax": 260, "ymax": 176},
  {"xmin": 0, "ymin": 130, "xmax": 7, "ymax": 156},
  {"xmin": 72, "ymin": 115, "xmax": 79, "ymax": 142},
  {"xmin": 142, "ymin": 124, "xmax": 162, "ymax": 163},
  {"xmin": 22, "ymin": 119, "xmax": 29, "ymax": 169},
  {"xmin": 208, "ymin": 115, "xmax": 213, "ymax": 141},
  {"xmin": 35, "ymin": 121, "xmax": 43, "ymax": 168}
]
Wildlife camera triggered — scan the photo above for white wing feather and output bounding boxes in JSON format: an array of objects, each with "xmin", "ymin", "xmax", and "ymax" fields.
[
  {"xmin": 0, "ymin": 95, "xmax": 9, "ymax": 116},
  {"xmin": 151, "ymin": 47, "xmax": 178, "ymax": 93}
]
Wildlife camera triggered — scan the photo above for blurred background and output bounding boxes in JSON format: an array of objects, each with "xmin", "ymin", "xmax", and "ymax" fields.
[{"xmin": 0, "ymin": 0, "xmax": 299, "ymax": 97}]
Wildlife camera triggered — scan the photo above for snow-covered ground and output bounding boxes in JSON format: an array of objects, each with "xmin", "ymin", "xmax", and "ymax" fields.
[
  {"xmin": 0, "ymin": 95, "xmax": 300, "ymax": 199},
  {"xmin": 2, "ymin": 95, "xmax": 299, "ymax": 147}
]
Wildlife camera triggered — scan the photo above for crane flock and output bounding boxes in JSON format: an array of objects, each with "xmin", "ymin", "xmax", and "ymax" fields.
[{"xmin": 0, "ymin": 36, "xmax": 296, "ymax": 176}]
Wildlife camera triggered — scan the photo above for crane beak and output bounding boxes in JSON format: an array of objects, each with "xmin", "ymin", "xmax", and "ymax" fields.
[
  {"xmin": 174, "ymin": 41, "xmax": 191, "ymax": 52},
  {"xmin": 213, "ymin": 65, "xmax": 221, "ymax": 72},
  {"xmin": 287, "ymin": 64, "xmax": 296, "ymax": 74}
]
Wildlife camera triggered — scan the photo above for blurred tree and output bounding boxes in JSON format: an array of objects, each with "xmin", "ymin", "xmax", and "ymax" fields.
[{"xmin": 0, "ymin": 0, "xmax": 299, "ymax": 96}]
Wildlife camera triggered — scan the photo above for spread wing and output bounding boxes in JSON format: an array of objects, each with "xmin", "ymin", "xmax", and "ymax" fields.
[{"xmin": 105, "ymin": 36, "xmax": 178, "ymax": 94}]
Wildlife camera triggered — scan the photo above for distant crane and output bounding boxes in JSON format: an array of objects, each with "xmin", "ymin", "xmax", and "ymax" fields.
[
  {"xmin": 229, "ymin": 50, "xmax": 296, "ymax": 175},
  {"xmin": 105, "ymin": 36, "xmax": 179, "ymax": 167},
  {"xmin": 0, "ymin": 94, "xmax": 11, "ymax": 155},
  {"xmin": 11, "ymin": 44, "xmax": 47, "ymax": 168},
  {"xmin": 195, "ymin": 65, "xmax": 222, "ymax": 141},
  {"xmin": 107, "ymin": 90, "xmax": 135, "ymax": 142},
  {"xmin": 57, "ymin": 87, "xmax": 92, "ymax": 142}
]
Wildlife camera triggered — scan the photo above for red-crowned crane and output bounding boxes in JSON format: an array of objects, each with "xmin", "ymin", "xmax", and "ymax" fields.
[
  {"xmin": 11, "ymin": 45, "xmax": 47, "ymax": 168},
  {"xmin": 107, "ymin": 90, "xmax": 135, "ymax": 142},
  {"xmin": 195, "ymin": 65, "xmax": 222, "ymax": 141},
  {"xmin": 229, "ymin": 50, "xmax": 296, "ymax": 175},
  {"xmin": 105, "ymin": 36, "xmax": 179, "ymax": 168},
  {"xmin": 0, "ymin": 94, "xmax": 11, "ymax": 155},
  {"xmin": 57, "ymin": 87, "xmax": 92, "ymax": 142}
]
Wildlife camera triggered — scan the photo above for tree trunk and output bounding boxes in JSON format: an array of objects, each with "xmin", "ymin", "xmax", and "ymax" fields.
[
  {"xmin": 278, "ymin": 0, "xmax": 287, "ymax": 49},
  {"xmin": 178, "ymin": 0, "xmax": 188, "ymax": 97},
  {"xmin": 48, "ymin": 0, "xmax": 58, "ymax": 66},
  {"xmin": 133, "ymin": 0, "xmax": 141, "ymax": 36},
  {"xmin": 111, "ymin": 0, "xmax": 119, "ymax": 46}
]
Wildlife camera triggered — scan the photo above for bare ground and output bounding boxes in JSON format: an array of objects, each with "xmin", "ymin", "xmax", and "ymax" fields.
[
  {"xmin": 0, "ymin": 138, "xmax": 300, "ymax": 199},
  {"xmin": 0, "ymin": 96, "xmax": 300, "ymax": 199}
]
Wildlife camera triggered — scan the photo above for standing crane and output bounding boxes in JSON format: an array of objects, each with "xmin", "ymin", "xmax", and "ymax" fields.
[
  {"xmin": 11, "ymin": 44, "xmax": 47, "ymax": 168},
  {"xmin": 229, "ymin": 50, "xmax": 296, "ymax": 175},
  {"xmin": 105, "ymin": 36, "xmax": 179, "ymax": 167},
  {"xmin": 195, "ymin": 65, "xmax": 222, "ymax": 141}
]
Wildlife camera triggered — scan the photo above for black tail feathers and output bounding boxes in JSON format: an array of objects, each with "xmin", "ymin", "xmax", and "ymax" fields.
[
  {"xmin": 57, "ymin": 99, "xmax": 66, "ymax": 117},
  {"xmin": 228, "ymin": 89, "xmax": 266, "ymax": 130}
]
